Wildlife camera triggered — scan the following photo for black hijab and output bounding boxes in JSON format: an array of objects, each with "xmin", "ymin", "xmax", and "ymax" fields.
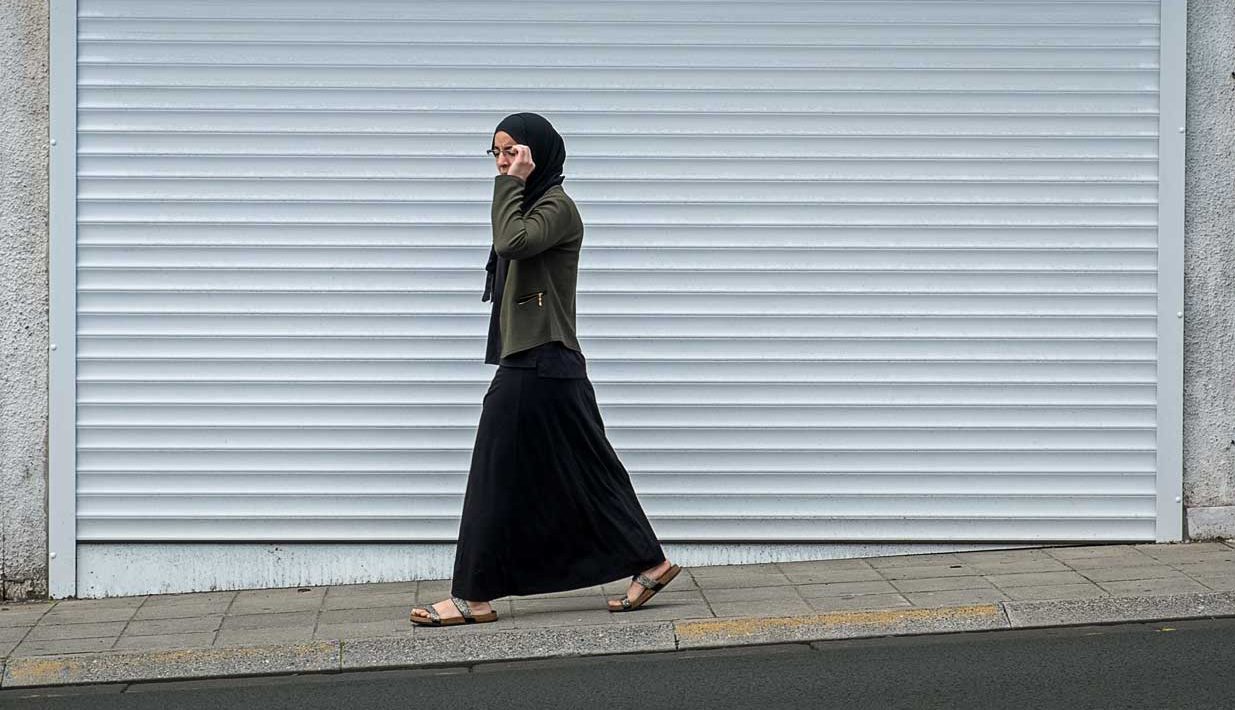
[{"xmin": 481, "ymin": 113, "xmax": 567, "ymax": 304}]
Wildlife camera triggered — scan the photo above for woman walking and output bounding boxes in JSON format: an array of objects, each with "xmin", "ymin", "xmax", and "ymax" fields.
[{"xmin": 409, "ymin": 112, "xmax": 681, "ymax": 626}]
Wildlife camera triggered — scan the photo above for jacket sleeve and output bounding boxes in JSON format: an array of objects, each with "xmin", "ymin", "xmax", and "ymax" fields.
[{"xmin": 491, "ymin": 174, "xmax": 576, "ymax": 260}]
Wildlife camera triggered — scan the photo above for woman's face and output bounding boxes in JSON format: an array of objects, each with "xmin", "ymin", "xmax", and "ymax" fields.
[{"xmin": 492, "ymin": 130, "xmax": 518, "ymax": 175}]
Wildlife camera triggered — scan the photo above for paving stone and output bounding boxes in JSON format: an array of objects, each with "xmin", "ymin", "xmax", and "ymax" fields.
[
  {"xmin": 804, "ymin": 593, "xmax": 913, "ymax": 613},
  {"xmin": 510, "ymin": 596, "xmax": 615, "ymax": 628},
  {"xmin": 1134, "ymin": 542, "xmax": 1235, "ymax": 561},
  {"xmin": 0, "ymin": 611, "xmax": 50, "ymax": 629},
  {"xmin": 414, "ymin": 580, "xmax": 455, "ymax": 602},
  {"xmin": 1077, "ymin": 565, "xmax": 1180, "ymax": 583},
  {"xmin": 141, "ymin": 592, "xmax": 236, "ymax": 607},
  {"xmin": 796, "ymin": 580, "xmax": 899, "ymax": 599},
  {"xmin": 52, "ymin": 596, "xmax": 146, "ymax": 610},
  {"xmin": 1171, "ymin": 560, "xmax": 1235, "ymax": 577},
  {"xmin": 686, "ymin": 565, "xmax": 792, "ymax": 589},
  {"xmin": 125, "ymin": 615, "xmax": 222, "ymax": 637},
  {"xmin": 1189, "ymin": 574, "xmax": 1235, "ymax": 592},
  {"xmin": 26, "ymin": 621, "xmax": 127, "ymax": 642},
  {"xmin": 867, "ymin": 553, "xmax": 965, "ymax": 569},
  {"xmin": 229, "ymin": 588, "xmax": 325, "ymax": 614},
  {"xmin": 214, "ymin": 626, "xmax": 315, "ymax": 647},
  {"xmin": 776, "ymin": 561, "xmax": 883, "ymax": 585},
  {"xmin": 951, "ymin": 548, "xmax": 1054, "ymax": 564},
  {"xmin": 319, "ymin": 605, "xmax": 410, "ymax": 626},
  {"xmin": 0, "ymin": 602, "xmax": 54, "ymax": 614},
  {"xmin": 234, "ymin": 586, "xmax": 326, "ymax": 600},
  {"xmin": 702, "ymin": 585, "xmax": 804, "ymax": 604},
  {"xmin": 0, "ymin": 604, "xmax": 53, "ymax": 628},
  {"xmin": 1050, "ymin": 551, "xmax": 1158, "ymax": 569},
  {"xmin": 877, "ymin": 564, "xmax": 982, "ymax": 580},
  {"xmin": 1000, "ymin": 583, "xmax": 1109, "ymax": 602},
  {"xmin": 890, "ymin": 576, "xmax": 996, "ymax": 594},
  {"xmin": 520, "ymin": 585, "xmax": 612, "ymax": 599},
  {"xmin": 327, "ymin": 582, "xmax": 418, "ymax": 597},
  {"xmin": 983, "ymin": 571, "xmax": 1091, "ymax": 588},
  {"xmin": 416, "ymin": 577, "xmax": 451, "ymax": 585},
  {"xmin": 315, "ymin": 620, "xmax": 415, "ymax": 640},
  {"xmin": 709, "ymin": 598, "xmax": 814, "ymax": 619},
  {"xmin": 1044, "ymin": 545, "xmax": 1145, "ymax": 560},
  {"xmin": 113, "ymin": 632, "xmax": 216, "ymax": 652},
  {"xmin": 322, "ymin": 593, "xmax": 417, "ymax": 612},
  {"xmin": 1096, "ymin": 576, "xmax": 1212, "ymax": 597},
  {"xmin": 13, "ymin": 637, "xmax": 116, "ymax": 656},
  {"xmin": 609, "ymin": 599, "xmax": 714, "ymax": 624},
  {"xmin": 514, "ymin": 594, "xmax": 612, "ymax": 611},
  {"xmin": 132, "ymin": 601, "xmax": 232, "ymax": 621},
  {"xmin": 39, "ymin": 607, "xmax": 138, "ymax": 625},
  {"xmin": 510, "ymin": 612, "xmax": 614, "ymax": 629},
  {"xmin": 965, "ymin": 559, "xmax": 1074, "ymax": 575},
  {"xmin": 901, "ymin": 588, "xmax": 1010, "ymax": 607},
  {"xmin": 777, "ymin": 557, "xmax": 876, "ymax": 572},
  {"xmin": 0, "ymin": 626, "xmax": 33, "ymax": 643},
  {"xmin": 221, "ymin": 611, "xmax": 318, "ymax": 631}
]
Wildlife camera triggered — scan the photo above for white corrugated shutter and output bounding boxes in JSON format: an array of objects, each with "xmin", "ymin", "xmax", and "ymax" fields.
[{"xmin": 75, "ymin": 0, "xmax": 1167, "ymax": 544}]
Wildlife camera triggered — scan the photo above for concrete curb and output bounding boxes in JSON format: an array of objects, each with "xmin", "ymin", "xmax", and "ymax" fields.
[
  {"xmin": 674, "ymin": 604, "xmax": 1009, "ymax": 649},
  {"xmin": 342, "ymin": 622, "xmax": 678, "ymax": 671},
  {"xmin": 5, "ymin": 591, "xmax": 1235, "ymax": 688},
  {"xmin": 2, "ymin": 641, "xmax": 340, "ymax": 688},
  {"xmin": 1003, "ymin": 590, "xmax": 1235, "ymax": 628}
]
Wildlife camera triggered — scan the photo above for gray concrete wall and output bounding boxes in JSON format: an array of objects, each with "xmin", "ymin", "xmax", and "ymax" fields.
[
  {"xmin": 0, "ymin": 0, "xmax": 49, "ymax": 600},
  {"xmin": 1183, "ymin": 0, "xmax": 1235, "ymax": 539},
  {"xmin": 0, "ymin": 2, "xmax": 1229, "ymax": 599}
]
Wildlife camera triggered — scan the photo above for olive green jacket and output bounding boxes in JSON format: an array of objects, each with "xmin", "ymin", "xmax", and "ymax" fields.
[{"xmin": 491, "ymin": 174, "xmax": 585, "ymax": 359}]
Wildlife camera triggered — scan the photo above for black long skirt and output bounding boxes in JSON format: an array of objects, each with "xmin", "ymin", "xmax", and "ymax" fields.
[{"xmin": 450, "ymin": 355, "xmax": 666, "ymax": 600}]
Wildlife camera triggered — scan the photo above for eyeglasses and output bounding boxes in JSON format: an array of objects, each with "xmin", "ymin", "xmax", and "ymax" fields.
[{"xmin": 486, "ymin": 147, "xmax": 518, "ymax": 159}]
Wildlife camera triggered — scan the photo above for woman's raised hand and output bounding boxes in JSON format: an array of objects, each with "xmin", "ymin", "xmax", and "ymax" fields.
[{"xmin": 508, "ymin": 145, "xmax": 535, "ymax": 182}]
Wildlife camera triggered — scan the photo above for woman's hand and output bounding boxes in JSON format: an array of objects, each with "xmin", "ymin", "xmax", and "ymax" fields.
[{"xmin": 508, "ymin": 145, "xmax": 535, "ymax": 182}]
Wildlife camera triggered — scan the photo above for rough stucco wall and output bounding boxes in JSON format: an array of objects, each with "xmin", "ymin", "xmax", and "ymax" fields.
[
  {"xmin": 0, "ymin": 0, "xmax": 49, "ymax": 600},
  {"xmin": 1182, "ymin": 0, "xmax": 1235, "ymax": 514}
]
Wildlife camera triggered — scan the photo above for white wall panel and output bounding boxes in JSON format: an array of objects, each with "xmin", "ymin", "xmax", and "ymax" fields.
[{"xmin": 72, "ymin": 0, "xmax": 1172, "ymax": 548}]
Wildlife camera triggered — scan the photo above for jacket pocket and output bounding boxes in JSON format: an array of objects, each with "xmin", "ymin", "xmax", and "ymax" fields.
[{"xmin": 515, "ymin": 290, "xmax": 544, "ymax": 307}]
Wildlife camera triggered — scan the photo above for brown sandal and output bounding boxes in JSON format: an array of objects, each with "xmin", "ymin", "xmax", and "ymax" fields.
[
  {"xmin": 409, "ymin": 596, "xmax": 498, "ymax": 626},
  {"xmin": 608, "ymin": 564, "xmax": 682, "ymax": 612}
]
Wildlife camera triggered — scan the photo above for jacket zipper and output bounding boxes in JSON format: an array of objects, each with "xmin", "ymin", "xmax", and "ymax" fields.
[{"xmin": 516, "ymin": 291, "xmax": 544, "ymax": 307}]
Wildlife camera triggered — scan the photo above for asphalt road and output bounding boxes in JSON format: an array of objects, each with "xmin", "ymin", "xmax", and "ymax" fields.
[{"xmin": 4, "ymin": 617, "xmax": 1235, "ymax": 709}]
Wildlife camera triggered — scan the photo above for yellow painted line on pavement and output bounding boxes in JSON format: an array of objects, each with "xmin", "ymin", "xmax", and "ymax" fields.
[
  {"xmin": 2, "ymin": 642, "xmax": 338, "ymax": 688},
  {"xmin": 675, "ymin": 604, "xmax": 1003, "ymax": 640}
]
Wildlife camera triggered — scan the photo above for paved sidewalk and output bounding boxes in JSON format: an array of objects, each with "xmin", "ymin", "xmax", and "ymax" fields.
[{"xmin": 3, "ymin": 541, "xmax": 1235, "ymax": 688}]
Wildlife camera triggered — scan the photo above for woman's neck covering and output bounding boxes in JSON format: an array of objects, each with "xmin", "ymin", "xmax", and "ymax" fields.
[{"xmin": 482, "ymin": 112, "xmax": 567, "ymax": 303}]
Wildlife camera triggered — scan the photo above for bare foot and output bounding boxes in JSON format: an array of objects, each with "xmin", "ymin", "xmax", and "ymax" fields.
[
  {"xmin": 607, "ymin": 559, "xmax": 674, "ymax": 611},
  {"xmin": 410, "ymin": 597, "xmax": 492, "ymax": 622}
]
